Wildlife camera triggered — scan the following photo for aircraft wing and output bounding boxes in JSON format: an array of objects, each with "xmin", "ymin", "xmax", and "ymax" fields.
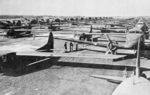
[
  {"xmin": 54, "ymin": 37, "xmax": 126, "ymax": 49},
  {"xmin": 93, "ymin": 28, "xmax": 126, "ymax": 33},
  {"xmin": 108, "ymin": 27, "xmax": 127, "ymax": 29},
  {"xmin": 92, "ymin": 27, "xmax": 102, "ymax": 30},
  {"xmin": 54, "ymin": 37, "xmax": 108, "ymax": 47},
  {"xmin": 84, "ymin": 33, "xmax": 126, "ymax": 35},
  {"xmin": 0, "ymin": 29, "xmax": 52, "ymax": 32},
  {"xmin": 14, "ymin": 29, "xmax": 52, "ymax": 31},
  {"xmin": 36, "ymin": 24, "xmax": 69, "ymax": 27},
  {"xmin": 97, "ymin": 38, "xmax": 126, "ymax": 42},
  {"xmin": 17, "ymin": 52, "xmax": 126, "ymax": 59},
  {"xmin": 91, "ymin": 35, "xmax": 126, "ymax": 42},
  {"xmin": 114, "ymin": 29, "xmax": 127, "ymax": 32},
  {"xmin": 102, "ymin": 28, "xmax": 126, "ymax": 33},
  {"xmin": 90, "ymin": 74, "xmax": 125, "ymax": 84}
]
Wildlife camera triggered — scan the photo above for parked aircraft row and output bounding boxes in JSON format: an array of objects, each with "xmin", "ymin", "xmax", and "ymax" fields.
[
  {"xmin": 17, "ymin": 17, "xmax": 150, "ymax": 95},
  {"xmin": 1, "ymin": 16, "xmax": 150, "ymax": 95},
  {"xmin": 31, "ymin": 17, "xmax": 150, "ymax": 95}
]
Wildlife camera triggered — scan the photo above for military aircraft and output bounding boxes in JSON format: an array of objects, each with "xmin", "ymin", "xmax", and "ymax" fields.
[
  {"xmin": 135, "ymin": 18, "xmax": 149, "ymax": 35},
  {"xmin": 71, "ymin": 21, "xmax": 92, "ymax": 26},
  {"xmin": 0, "ymin": 21, "xmax": 30, "ymax": 37},
  {"xmin": 90, "ymin": 39, "xmax": 150, "ymax": 95},
  {"xmin": 74, "ymin": 18, "xmax": 150, "ymax": 50},
  {"xmin": 92, "ymin": 17, "xmax": 147, "ymax": 34},
  {"xmin": 0, "ymin": 19, "xmax": 52, "ymax": 38},
  {"xmin": 33, "ymin": 17, "xmax": 150, "ymax": 55},
  {"xmin": 0, "ymin": 20, "xmax": 12, "ymax": 28},
  {"xmin": 35, "ymin": 20, "xmax": 71, "ymax": 31},
  {"xmin": 32, "ymin": 26, "xmax": 140, "ymax": 56},
  {"xmin": 92, "ymin": 22, "xmax": 133, "ymax": 33},
  {"xmin": 53, "ymin": 30, "xmax": 144, "ymax": 55},
  {"xmin": 53, "ymin": 20, "xmax": 149, "ymax": 53}
]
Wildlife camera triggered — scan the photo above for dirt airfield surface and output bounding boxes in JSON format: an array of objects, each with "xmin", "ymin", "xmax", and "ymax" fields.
[{"xmin": 0, "ymin": 26, "xmax": 150, "ymax": 95}]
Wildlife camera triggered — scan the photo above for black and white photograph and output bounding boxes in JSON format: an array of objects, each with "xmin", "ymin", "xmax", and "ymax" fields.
[{"xmin": 0, "ymin": 0, "xmax": 150, "ymax": 95}]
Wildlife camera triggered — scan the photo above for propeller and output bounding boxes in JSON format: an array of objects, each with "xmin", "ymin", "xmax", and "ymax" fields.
[{"xmin": 105, "ymin": 34, "xmax": 118, "ymax": 54}]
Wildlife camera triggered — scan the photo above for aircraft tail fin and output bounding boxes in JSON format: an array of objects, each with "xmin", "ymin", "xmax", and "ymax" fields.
[
  {"xmin": 28, "ymin": 23, "xmax": 32, "ymax": 29},
  {"xmin": 36, "ymin": 32, "xmax": 54, "ymax": 52},
  {"xmin": 89, "ymin": 25, "xmax": 92, "ymax": 33},
  {"xmin": 85, "ymin": 25, "xmax": 92, "ymax": 41}
]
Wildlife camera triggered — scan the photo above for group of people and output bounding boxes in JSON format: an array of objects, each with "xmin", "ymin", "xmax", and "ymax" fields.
[{"xmin": 64, "ymin": 42, "xmax": 78, "ymax": 52}]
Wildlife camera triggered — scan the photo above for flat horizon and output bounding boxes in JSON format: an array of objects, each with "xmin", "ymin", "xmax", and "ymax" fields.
[{"xmin": 1, "ymin": 0, "xmax": 150, "ymax": 17}]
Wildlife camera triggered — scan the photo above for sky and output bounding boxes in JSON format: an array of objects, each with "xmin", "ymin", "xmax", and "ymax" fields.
[{"xmin": 0, "ymin": 0, "xmax": 150, "ymax": 16}]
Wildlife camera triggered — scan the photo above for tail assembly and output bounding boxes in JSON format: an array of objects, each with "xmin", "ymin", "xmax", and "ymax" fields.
[
  {"xmin": 89, "ymin": 25, "xmax": 92, "ymax": 33},
  {"xmin": 28, "ymin": 23, "xmax": 32, "ymax": 29},
  {"xmin": 79, "ymin": 25, "xmax": 93, "ymax": 41},
  {"xmin": 36, "ymin": 32, "xmax": 54, "ymax": 52},
  {"xmin": 86, "ymin": 25, "xmax": 93, "ymax": 41}
]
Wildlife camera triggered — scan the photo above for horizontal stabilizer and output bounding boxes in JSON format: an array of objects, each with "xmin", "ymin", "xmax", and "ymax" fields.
[
  {"xmin": 17, "ymin": 52, "xmax": 126, "ymax": 59},
  {"xmin": 97, "ymin": 38, "xmax": 125, "ymax": 42}
]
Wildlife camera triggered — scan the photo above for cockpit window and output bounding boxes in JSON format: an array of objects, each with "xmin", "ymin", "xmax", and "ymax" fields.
[
  {"xmin": 137, "ymin": 23, "xmax": 143, "ymax": 25},
  {"xmin": 129, "ymin": 31, "xmax": 142, "ymax": 34},
  {"xmin": 136, "ymin": 31, "xmax": 140, "ymax": 33},
  {"xmin": 129, "ymin": 31, "xmax": 135, "ymax": 33}
]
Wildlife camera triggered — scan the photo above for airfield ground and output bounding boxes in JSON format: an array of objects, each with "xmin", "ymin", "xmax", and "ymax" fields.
[{"xmin": 0, "ymin": 26, "xmax": 150, "ymax": 95}]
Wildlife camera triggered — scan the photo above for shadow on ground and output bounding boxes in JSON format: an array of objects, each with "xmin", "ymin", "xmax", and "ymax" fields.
[
  {"xmin": 1, "ymin": 52, "xmax": 150, "ymax": 77},
  {"xmin": 2, "ymin": 56, "xmax": 55, "ymax": 76}
]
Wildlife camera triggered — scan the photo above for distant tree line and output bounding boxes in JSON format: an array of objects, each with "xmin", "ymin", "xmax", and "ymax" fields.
[{"xmin": 0, "ymin": 15, "xmax": 24, "ymax": 19}]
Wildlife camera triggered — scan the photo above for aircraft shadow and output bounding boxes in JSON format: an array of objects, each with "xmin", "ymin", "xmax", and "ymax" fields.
[
  {"xmin": 55, "ymin": 60, "xmax": 150, "ymax": 72},
  {"xmin": 2, "ymin": 56, "xmax": 56, "ymax": 77},
  {"xmin": 1, "ymin": 55, "xmax": 150, "ymax": 77}
]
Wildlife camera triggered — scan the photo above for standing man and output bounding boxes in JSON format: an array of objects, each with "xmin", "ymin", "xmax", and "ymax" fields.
[
  {"xmin": 64, "ymin": 42, "xmax": 67, "ymax": 52},
  {"xmin": 70, "ymin": 42, "xmax": 73, "ymax": 52},
  {"xmin": 75, "ymin": 43, "xmax": 78, "ymax": 51}
]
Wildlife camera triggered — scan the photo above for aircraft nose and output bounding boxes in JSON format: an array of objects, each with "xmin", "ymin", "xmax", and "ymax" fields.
[
  {"xmin": 125, "ymin": 41, "xmax": 137, "ymax": 48},
  {"xmin": 125, "ymin": 34, "xmax": 142, "ymax": 48},
  {"xmin": 125, "ymin": 38, "xmax": 138, "ymax": 48}
]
